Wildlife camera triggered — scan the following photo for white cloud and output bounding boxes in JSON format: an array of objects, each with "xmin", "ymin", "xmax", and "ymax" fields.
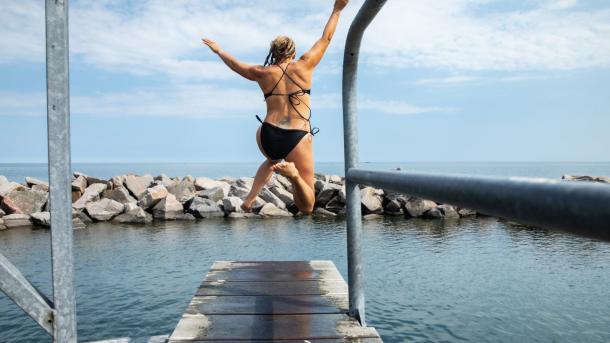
[
  {"xmin": 359, "ymin": 99, "xmax": 448, "ymax": 116},
  {"xmin": 414, "ymin": 74, "xmax": 546, "ymax": 86}
]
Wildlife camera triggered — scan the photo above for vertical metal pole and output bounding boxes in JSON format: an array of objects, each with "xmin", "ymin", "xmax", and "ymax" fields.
[
  {"xmin": 46, "ymin": 0, "xmax": 77, "ymax": 342},
  {"xmin": 342, "ymin": 0, "xmax": 387, "ymax": 327}
]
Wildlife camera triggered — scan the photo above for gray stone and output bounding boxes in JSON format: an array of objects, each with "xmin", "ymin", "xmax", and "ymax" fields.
[
  {"xmin": 562, "ymin": 174, "xmax": 610, "ymax": 183},
  {"xmin": 363, "ymin": 213, "xmax": 383, "ymax": 220},
  {"xmin": 182, "ymin": 175, "xmax": 195, "ymax": 182},
  {"xmin": 1, "ymin": 187, "xmax": 48, "ymax": 215},
  {"xmin": 313, "ymin": 207, "xmax": 337, "ymax": 217},
  {"xmin": 0, "ymin": 208, "xmax": 5, "ymax": 217},
  {"xmin": 123, "ymin": 202, "xmax": 139, "ymax": 212},
  {"xmin": 316, "ymin": 182, "xmax": 341, "ymax": 206},
  {"xmin": 86, "ymin": 176, "xmax": 112, "ymax": 189},
  {"xmin": 258, "ymin": 203, "xmax": 293, "ymax": 217},
  {"xmin": 423, "ymin": 207, "xmax": 444, "ymax": 219},
  {"xmin": 32, "ymin": 184, "xmax": 49, "ymax": 192},
  {"xmin": 438, "ymin": 204, "xmax": 460, "ymax": 219},
  {"xmin": 111, "ymin": 175, "xmax": 125, "ymax": 189},
  {"xmin": 0, "ymin": 218, "xmax": 5, "ymax": 230},
  {"xmin": 167, "ymin": 179, "xmax": 196, "ymax": 203},
  {"xmin": 218, "ymin": 176, "xmax": 236, "ymax": 183},
  {"xmin": 274, "ymin": 174, "xmax": 294, "ymax": 193},
  {"xmin": 259, "ymin": 187, "xmax": 286, "ymax": 209},
  {"xmin": 229, "ymin": 185, "xmax": 250, "ymax": 198},
  {"xmin": 152, "ymin": 193, "xmax": 184, "ymax": 220},
  {"xmin": 329, "ymin": 175, "xmax": 343, "ymax": 184},
  {"xmin": 189, "ymin": 197, "xmax": 224, "ymax": 218},
  {"xmin": 26, "ymin": 177, "xmax": 49, "ymax": 190},
  {"xmin": 72, "ymin": 217, "xmax": 87, "ymax": 230},
  {"xmin": 107, "ymin": 186, "xmax": 138, "ymax": 205},
  {"xmin": 235, "ymin": 177, "xmax": 254, "ymax": 189},
  {"xmin": 3, "ymin": 214, "xmax": 32, "ymax": 228},
  {"xmin": 31, "ymin": 211, "xmax": 51, "ymax": 227},
  {"xmin": 384, "ymin": 199, "xmax": 403, "ymax": 215},
  {"xmin": 0, "ymin": 181, "xmax": 23, "ymax": 197},
  {"xmin": 195, "ymin": 177, "xmax": 230, "ymax": 192},
  {"xmin": 360, "ymin": 187, "xmax": 383, "ymax": 214},
  {"xmin": 176, "ymin": 213, "xmax": 196, "ymax": 221},
  {"xmin": 314, "ymin": 178, "xmax": 327, "ymax": 192},
  {"xmin": 73, "ymin": 183, "xmax": 107, "ymax": 210},
  {"xmin": 73, "ymin": 210, "xmax": 93, "ymax": 223},
  {"xmin": 113, "ymin": 207, "xmax": 153, "ymax": 224},
  {"xmin": 137, "ymin": 185, "xmax": 168, "ymax": 209},
  {"xmin": 458, "ymin": 208, "xmax": 477, "ymax": 217},
  {"xmin": 338, "ymin": 184, "xmax": 346, "ymax": 203},
  {"xmin": 222, "ymin": 196, "xmax": 244, "ymax": 213},
  {"xmin": 227, "ymin": 212, "xmax": 261, "ymax": 219},
  {"xmin": 270, "ymin": 186, "xmax": 294, "ymax": 206},
  {"xmin": 325, "ymin": 196, "xmax": 345, "ymax": 213},
  {"xmin": 85, "ymin": 198, "xmax": 124, "ymax": 221},
  {"xmin": 405, "ymin": 198, "xmax": 437, "ymax": 217},
  {"xmin": 72, "ymin": 175, "xmax": 88, "ymax": 193},
  {"xmin": 199, "ymin": 186, "xmax": 229, "ymax": 203},
  {"xmin": 251, "ymin": 197, "xmax": 267, "ymax": 212},
  {"xmin": 124, "ymin": 174, "xmax": 154, "ymax": 199}
]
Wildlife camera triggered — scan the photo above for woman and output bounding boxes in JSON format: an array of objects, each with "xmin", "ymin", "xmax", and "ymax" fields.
[{"xmin": 202, "ymin": 0, "xmax": 349, "ymax": 214}]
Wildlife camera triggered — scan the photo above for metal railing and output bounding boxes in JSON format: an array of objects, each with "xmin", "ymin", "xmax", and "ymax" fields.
[
  {"xmin": 342, "ymin": 0, "xmax": 610, "ymax": 327},
  {"xmin": 0, "ymin": 0, "xmax": 77, "ymax": 342}
]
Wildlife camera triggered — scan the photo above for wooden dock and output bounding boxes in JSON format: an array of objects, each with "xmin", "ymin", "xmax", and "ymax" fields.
[{"xmin": 168, "ymin": 260, "xmax": 382, "ymax": 342}]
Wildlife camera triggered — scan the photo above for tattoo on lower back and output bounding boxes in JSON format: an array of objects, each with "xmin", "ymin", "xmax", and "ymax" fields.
[{"xmin": 279, "ymin": 115, "xmax": 291, "ymax": 126}]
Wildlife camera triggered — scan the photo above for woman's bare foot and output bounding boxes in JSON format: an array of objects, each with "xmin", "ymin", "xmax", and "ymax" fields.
[
  {"xmin": 271, "ymin": 161, "xmax": 300, "ymax": 180},
  {"xmin": 240, "ymin": 199, "xmax": 253, "ymax": 213}
]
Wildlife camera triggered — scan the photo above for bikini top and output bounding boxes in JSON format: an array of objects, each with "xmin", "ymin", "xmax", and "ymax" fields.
[{"xmin": 261, "ymin": 63, "xmax": 319, "ymax": 135}]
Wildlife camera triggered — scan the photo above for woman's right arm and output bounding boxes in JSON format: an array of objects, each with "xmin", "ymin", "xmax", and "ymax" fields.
[{"xmin": 300, "ymin": 0, "xmax": 349, "ymax": 69}]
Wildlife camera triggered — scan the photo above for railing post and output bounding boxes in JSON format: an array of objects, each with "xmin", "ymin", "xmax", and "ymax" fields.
[
  {"xmin": 46, "ymin": 0, "xmax": 77, "ymax": 342},
  {"xmin": 342, "ymin": 0, "xmax": 388, "ymax": 327}
]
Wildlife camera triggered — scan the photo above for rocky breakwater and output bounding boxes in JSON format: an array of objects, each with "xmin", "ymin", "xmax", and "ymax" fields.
[{"xmin": 1, "ymin": 172, "xmax": 607, "ymax": 230}]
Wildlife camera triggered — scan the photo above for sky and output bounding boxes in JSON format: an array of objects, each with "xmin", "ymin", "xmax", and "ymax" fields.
[{"xmin": 1, "ymin": 0, "xmax": 609, "ymax": 163}]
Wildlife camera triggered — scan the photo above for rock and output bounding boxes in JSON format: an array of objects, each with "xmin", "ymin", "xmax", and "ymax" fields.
[
  {"xmin": 123, "ymin": 202, "xmax": 139, "ymax": 212},
  {"xmin": 338, "ymin": 184, "xmax": 346, "ymax": 202},
  {"xmin": 72, "ymin": 175, "xmax": 87, "ymax": 193},
  {"xmin": 26, "ymin": 177, "xmax": 49, "ymax": 190},
  {"xmin": 423, "ymin": 207, "xmax": 444, "ymax": 219},
  {"xmin": 107, "ymin": 186, "xmax": 138, "ymax": 205},
  {"xmin": 188, "ymin": 197, "xmax": 224, "ymax": 218},
  {"xmin": 562, "ymin": 174, "xmax": 610, "ymax": 183},
  {"xmin": 195, "ymin": 177, "xmax": 230, "ymax": 192},
  {"xmin": 0, "ymin": 218, "xmax": 5, "ymax": 230},
  {"xmin": 227, "ymin": 212, "xmax": 261, "ymax": 219},
  {"xmin": 31, "ymin": 184, "xmax": 48, "ymax": 192},
  {"xmin": 73, "ymin": 210, "xmax": 93, "ymax": 224},
  {"xmin": 314, "ymin": 178, "xmax": 327, "ymax": 192},
  {"xmin": 229, "ymin": 185, "xmax": 250, "ymax": 198},
  {"xmin": 404, "ymin": 198, "xmax": 437, "ymax": 217},
  {"xmin": 137, "ymin": 185, "xmax": 168, "ymax": 209},
  {"xmin": 0, "ymin": 208, "xmax": 5, "ymax": 217},
  {"xmin": 73, "ymin": 183, "xmax": 107, "ymax": 210},
  {"xmin": 258, "ymin": 203, "xmax": 293, "ymax": 217},
  {"xmin": 85, "ymin": 198, "xmax": 124, "ymax": 221},
  {"xmin": 222, "ymin": 196, "xmax": 243, "ymax": 213},
  {"xmin": 218, "ymin": 176, "xmax": 236, "ymax": 183},
  {"xmin": 438, "ymin": 204, "xmax": 459, "ymax": 219},
  {"xmin": 113, "ymin": 207, "xmax": 153, "ymax": 224},
  {"xmin": 329, "ymin": 175, "xmax": 343, "ymax": 184},
  {"xmin": 384, "ymin": 199, "xmax": 403, "ymax": 215},
  {"xmin": 72, "ymin": 217, "xmax": 87, "ymax": 230},
  {"xmin": 152, "ymin": 193, "xmax": 183, "ymax": 220},
  {"xmin": 259, "ymin": 187, "xmax": 286, "ymax": 209},
  {"xmin": 3, "ymin": 214, "xmax": 32, "ymax": 228},
  {"xmin": 316, "ymin": 183, "xmax": 341, "ymax": 206},
  {"xmin": 86, "ymin": 176, "xmax": 112, "ymax": 189},
  {"xmin": 167, "ymin": 179, "xmax": 196, "ymax": 203},
  {"xmin": 71, "ymin": 190, "xmax": 82, "ymax": 203},
  {"xmin": 0, "ymin": 181, "xmax": 23, "ymax": 197},
  {"xmin": 325, "ymin": 196, "xmax": 344, "ymax": 213},
  {"xmin": 458, "ymin": 208, "xmax": 477, "ymax": 217},
  {"xmin": 124, "ymin": 174, "xmax": 154, "ymax": 199},
  {"xmin": 313, "ymin": 207, "xmax": 337, "ymax": 217},
  {"xmin": 363, "ymin": 213, "xmax": 383, "ymax": 220},
  {"xmin": 111, "ymin": 175, "xmax": 125, "ymax": 189},
  {"xmin": 1, "ymin": 187, "xmax": 48, "ymax": 215},
  {"xmin": 251, "ymin": 197, "xmax": 267, "ymax": 212},
  {"xmin": 198, "ymin": 186, "xmax": 228, "ymax": 203},
  {"xmin": 275, "ymin": 174, "xmax": 294, "ymax": 193},
  {"xmin": 360, "ymin": 187, "xmax": 383, "ymax": 214},
  {"xmin": 176, "ymin": 213, "xmax": 196, "ymax": 221},
  {"xmin": 235, "ymin": 177, "xmax": 254, "ymax": 189},
  {"xmin": 270, "ymin": 186, "xmax": 294, "ymax": 206},
  {"xmin": 31, "ymin": 211, "xmax": 51, "ymax": 227}
]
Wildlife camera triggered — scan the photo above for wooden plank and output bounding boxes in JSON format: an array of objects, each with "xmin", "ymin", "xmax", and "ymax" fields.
[
  {"xmin": 210, "ymin": 260, "xmax": 336, "ymax": 271},
  {"xmin": 196, "ymin": 280, "xmax": 347, "ymax": 296},
  {"xmin": 186, "ymin": 295, "xmax": 348, "ymax": 315},
  {"xmin": 170, "ymin": 314, "xmax": 380, "ymax": 341},
  {"xmin": 205, "ymin": 268, "xmax": 344, "ymax": 282}
]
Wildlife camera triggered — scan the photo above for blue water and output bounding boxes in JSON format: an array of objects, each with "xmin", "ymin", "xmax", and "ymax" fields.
[{"xmin": 1, "ymin": 162, "xmax": 609, "ymax": 343}]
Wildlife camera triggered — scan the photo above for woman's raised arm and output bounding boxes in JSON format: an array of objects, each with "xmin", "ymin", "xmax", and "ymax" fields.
[
  {"xmin": 202, "ymin": 38, "xmax": 264, "ymax": 81},
  {"xmin": 300, "ymin": 0, "xmax": 349, "ymax": 69}
]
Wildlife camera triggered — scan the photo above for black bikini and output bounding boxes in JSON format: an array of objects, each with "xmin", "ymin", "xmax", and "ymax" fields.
[{"xmin": 256, "ymin": 63, "xmax": 319, "ymax": 161}]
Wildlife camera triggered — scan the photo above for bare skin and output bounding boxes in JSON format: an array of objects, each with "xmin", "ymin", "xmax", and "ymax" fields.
[{"xmin": 203, "ymin": 0, "xmax": 348, "ymax": 214}]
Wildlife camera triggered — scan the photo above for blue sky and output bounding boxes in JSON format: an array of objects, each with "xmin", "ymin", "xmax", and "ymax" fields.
[{"xmin": 1, "ymin": 0, "xmax": 609, "ymax": 163}]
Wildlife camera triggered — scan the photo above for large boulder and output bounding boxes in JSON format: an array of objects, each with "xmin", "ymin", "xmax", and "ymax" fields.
[
  {"xmin": 329, "ymin": 175, "xmax": 343, "ymax": 184},
  {"xmin": 73, "ymin": 183, "xmax": 107, "ymax": 210},
  {"xmin": 1, "ymin": 187, "xmax": 48, "ymax": 215},
  {"xmin": 325, "ymin": 196, "xmax": 345, "ymax": 213},
  {"xmin": 86, "ymin": 176, "xmax": 113, "ymax": 189},
  {"xmin": 562, "ymin": 174, "xmax": 610, "ymax": 183},
  {"xmin": 85, "ymin": 198, "xmax": 124, "ymax": 221},
  {"xmin": 72, "ymin": 217, "xmax": 87, "ymax": 230},
  {"xmin": 25, "ymin": 177, "xmax": 49, "ymax": 192},
  {"xmin": 111, "ymin": 175, "xmax": 125, "ymax": 189},
  {"xmin": 404, "ymin": 198, "xmax": 437, "ymax": 217},
  {"xmin": 458, "ymin": 208, "xmax": 477, "ymax": 217},
  {"xmin": 124, "ymin": 174, "xmax": 154, "ymax": 199},
  {"xmin": 31, "ymin": 211, "xmax": 51, "ymax": 227},
  {"xmin": 0, "ymin": 218, "xmax": 5, "ymax": 230},
  {"xmin": 0, "ymin": 181, "xmax": 23, "ymax": 197},
  {"xmin": 113, "ymin": 207, "xmax": 153, "ymax": 224},
  {"xmin": 438, "ymin": 204, "xmax": 459, "ymax": 219},
  {"xmin": 270, "ymin": 186, "xmax": 294, "ymax": 206},
  {"xmin": 423, "ymin": 207, "xmax": 444, "ymax": 219},
  {"xmin": 259, "ymin": 187, "xmax": 286, "ymax": 209},
  {"xmin": 137, "ymin": 185, "xmax": 168, "ymax": 209},
  {"xmin": 316, "ymin": 182, "xmax": 341, "ymax": 206},
  {"xmin": 198, "ymin": 186, "xmax": 228, "ymax": 203},
  {"xmin": 107, "ymin": 187, "xmax": 137, "ymax": 205},
  {"xmin": 274, "ymin": 174, "xmax": 294, "ymax": 193},
  {"xmin": 71, "ymin": 175, "xmax": 88, "ymax": 193},
  {"xmin": 188, "ymin": 197, "xmax": 224, "ymax": 218},
  {"xmin": 195, "ymin": 177, "xmax": 230, "ymax": 192},
  {"xmin": 235, "ymin": 177, "xmax": 254, "ymax": 190},
  {"xmin": 73, "ymin": 210, "xmax": 93, "ymax": 224},
  {"xmin": 3, "ymin": 214, "xmax": 32, "ymax": 228},
  {"xmin": 258, "ymin": 203, "xmax": 293, "ymax": 217},
  {"xmin": 222, "ymin": 196, "xmax": 243, "ymax": 213},
  {"xmin": 167, "ymin": 179, "xmax": 196, "ymax": 203},
  {"xmin": 360, "ymin": 187, "xmax": 383, "ymax": 214},
  {"xmin": 229, "ymin": 185, "xmax": 250, "ymax": 198},
  {"xmin": 152, "ymin": 193, "xmax": 183, "ymax": 220}
]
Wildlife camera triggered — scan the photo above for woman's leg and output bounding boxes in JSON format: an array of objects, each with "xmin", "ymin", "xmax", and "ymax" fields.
[
  {"xmin": 272, "ymin": 133, "xmax": 315, "ymax": 214},
  {"xmin": 242, "ymin": 126, "xmax": 277, "ymax": 212}
]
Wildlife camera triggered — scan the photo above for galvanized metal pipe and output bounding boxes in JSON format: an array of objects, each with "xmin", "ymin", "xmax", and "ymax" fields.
[
  {"xmin": 0, "ymin": 253, "xmax": 55, "ymax": 335},
  {"xmin": 342, "ymin": 0, "xmax": 387, "ymax": 326},
  {"xmin": 46, "ymin": 0, "xmax": 77, "ymax": 341},
  {"xmin": 348, "ymin": 168, "xmax": 610, "ymax": 241}
]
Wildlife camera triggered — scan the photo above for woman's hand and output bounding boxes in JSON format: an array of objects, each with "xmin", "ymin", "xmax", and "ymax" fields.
[
  {"xmin": 334, "ymin": 0, "xmax": 349, "ymax": 11},
  {"xmin": 202, "ymin": 38, "xmax": 221, "ymax": 54}
]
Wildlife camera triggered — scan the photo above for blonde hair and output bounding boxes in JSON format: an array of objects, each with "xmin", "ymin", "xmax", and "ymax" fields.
[{"xmin": 264, "ymin": 35, "xmax": 296, "ymax": 66}]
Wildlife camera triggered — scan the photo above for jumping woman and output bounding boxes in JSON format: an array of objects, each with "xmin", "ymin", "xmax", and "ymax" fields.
[{"xmin": 202, "ymin": 0, "xmax": 349, "ymax": 214}]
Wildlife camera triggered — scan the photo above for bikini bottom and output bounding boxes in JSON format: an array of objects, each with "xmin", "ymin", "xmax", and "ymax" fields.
[{"xmin": 259, "ymin": 121, "xmax": 308, "ymax": 162}]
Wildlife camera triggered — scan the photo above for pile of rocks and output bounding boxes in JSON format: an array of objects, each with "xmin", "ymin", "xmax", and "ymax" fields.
[{"xmin": 0, "ymin": 171, "xmax": 484, "ymax": 230}]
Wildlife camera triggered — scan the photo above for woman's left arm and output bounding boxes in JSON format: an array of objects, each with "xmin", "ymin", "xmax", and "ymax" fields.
[{"xmin": 202, "ymin": 38, "xmax": 263, "ymax": 81}]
